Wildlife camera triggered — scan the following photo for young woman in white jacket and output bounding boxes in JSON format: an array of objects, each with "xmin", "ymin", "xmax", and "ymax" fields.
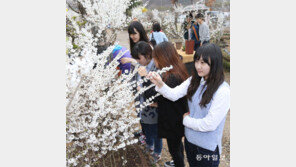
[{"xmin": 147, "ymin": 43, "xmax": 230, "ymax": 167}]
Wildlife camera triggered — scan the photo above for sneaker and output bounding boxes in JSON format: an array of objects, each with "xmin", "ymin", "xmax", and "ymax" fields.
[
  {"xmin": 152, "ymin": 153, "xmax": 161, "ymax": 163},
  {"xmin": 164, "ymin": 160, "xmax": 175, "ymax": 167},
  {"xmin": 139, "ymin": 135, "xmax": 146, "ymax": 145}
]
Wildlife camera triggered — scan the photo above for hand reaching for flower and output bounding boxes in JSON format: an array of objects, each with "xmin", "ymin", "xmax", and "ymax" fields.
[
  {"xmin": 121, "ymin": 58, "xmax": 137, "ymax": 65},
  {"xmin": 138, "ymin": 66, "xmax": 147, "ymax": 77},
  {"xmin": 137, "ymin": 86, "xmax": 141, "ymax": 91},
  {"xmin": 183, "ymin": 112, "xmax": 190, "ymax": 119},
  {"xmin": 149, "ymin": 102, "xmax": 158, "ymax": 107},
  {"xmin": 147, "ymin": 71, "xmax": 164, "ymax": 88}
]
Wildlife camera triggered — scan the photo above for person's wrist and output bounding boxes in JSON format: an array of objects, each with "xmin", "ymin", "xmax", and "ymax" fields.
[
  {"xmin": 131, "ymin": 59, "xmax": 137, "ymax": 66},
  {"xmin": 157, "ymin": 81, "xmax": 164, "ymax": 88}
]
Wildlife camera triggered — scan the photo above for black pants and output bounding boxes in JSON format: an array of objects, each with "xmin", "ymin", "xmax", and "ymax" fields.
[
  {"xmin": 140, "ymin": 122, "xmax": 146, "ymax": 136},
  {"xmin": 195, "ymin": 40, "xmax": 209, "ymax": 51},
  {"xmin": 166, "ymin": 137, "xmax": 185, "ymax": 167},
  {"xmin": 194, "ymin": 41, "xmax": 201, "ymax": 51},
  {"xmin": 185, "ymin": 138, "xmax": 220, "ymax": 167}
]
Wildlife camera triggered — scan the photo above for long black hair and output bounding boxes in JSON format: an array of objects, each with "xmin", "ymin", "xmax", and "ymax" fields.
[
  {"xmin": 128, "ymin": 21, "xmax": 150, "ymax": 50},
  {"xmin": 187, "ymin": 43, "xmax": 225, "ymax": 108}
]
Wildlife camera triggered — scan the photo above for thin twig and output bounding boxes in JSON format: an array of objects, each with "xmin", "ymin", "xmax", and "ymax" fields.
[
  {"xmin": 110, "ymin": 152, "xmax": 113, "ymax": 167},
  {"xmin": 112, "ymin": 152, "xmax": 116, "ymax": 167}
]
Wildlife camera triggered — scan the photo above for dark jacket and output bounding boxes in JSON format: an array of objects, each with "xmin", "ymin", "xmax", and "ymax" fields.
[
  {"xmin": 143, "ymin": 74, "xmax": 189, "ymax": 139},
  {"xmin": 183, "ymin": 20, "xmax": 195, "ymax": 40},
  {"xmin": 191, "ymin": 23, "xmax": 200, "ymax": 43},
  {"xmin": 191, "ymin": 23, "xmax": 201, "ymax": 50}
]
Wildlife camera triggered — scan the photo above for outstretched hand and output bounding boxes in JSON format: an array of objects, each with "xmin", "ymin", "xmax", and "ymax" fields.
[
  {"xmin": 183, "ymin": 112, "xmax": 190, "ymax": 119},
  {"xmin": 121, "ymin": 58, "xmax": 137, "ymax": 65},
  {"xmin": 149, "ymin": 102, "xmax": 158, "ymax": 107},
  {"xmin": 138, "ymin": 66, "xmax": 147, "ymax": 77},
  {"xmin": 147, "ymin": 71, "xmax": 164, "ymax": 88}
]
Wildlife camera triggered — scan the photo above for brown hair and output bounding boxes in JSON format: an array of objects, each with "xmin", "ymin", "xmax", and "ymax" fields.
[{"xmin": 152, "ymin": 42, "xmax": 189, "ymax": 82}]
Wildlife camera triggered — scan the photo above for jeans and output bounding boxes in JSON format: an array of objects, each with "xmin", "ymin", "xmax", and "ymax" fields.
[
  {"xmin": 167, "ymin": 137, "xmax": 185, "ymax": 167},
  {"xmin": 141, "ymin": 123, "xmax": 162, "ymax": 154},
  {"xmin": 185, "ymin": 138, "xmax": 220, "ymax": 167}
]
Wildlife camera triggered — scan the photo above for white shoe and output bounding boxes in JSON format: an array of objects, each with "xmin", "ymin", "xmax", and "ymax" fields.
[{"xmin": 164, "ymin": 160, "xmax": 175, "ymax": 167}]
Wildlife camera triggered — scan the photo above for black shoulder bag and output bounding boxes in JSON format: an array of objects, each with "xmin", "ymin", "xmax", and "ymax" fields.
[{"xmin": 150, "ymin": 32, "xmax": 157, "ymax": 47}]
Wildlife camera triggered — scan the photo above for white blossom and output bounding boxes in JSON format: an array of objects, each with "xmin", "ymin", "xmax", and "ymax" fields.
[{"xmin": 66, "ymin": 1, "xmax": 175, "ymax": 166}]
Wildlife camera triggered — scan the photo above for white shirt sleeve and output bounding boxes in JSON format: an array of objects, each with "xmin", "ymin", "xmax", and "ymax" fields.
[
  {"xmin": 183, "ymin": 85, "xmax": 230, "ymax": 132},
  {"xmin": 155, "ymin": 77, "xmax": 191, "ymax": 101}
]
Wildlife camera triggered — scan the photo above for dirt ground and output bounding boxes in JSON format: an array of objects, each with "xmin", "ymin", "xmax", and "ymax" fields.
[{"xmin": 115, "ymin": 30, "xmax": 230, "ymax": 167}]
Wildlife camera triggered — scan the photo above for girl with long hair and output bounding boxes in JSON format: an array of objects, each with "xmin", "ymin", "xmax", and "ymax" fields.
[
  {"xmin": 121, "ymin": 21, "xmax": 151, "ymax": 65},
  {"xmin": 128, "ymin": 21, "xmax": 150, "ymax": 50},
  {"xmin": 145, "ymin": 42, "xmax": 189, "ymax": 167},
  {"xmin": 148, "ymin": 43, "xmax": 230, "ymax": 167}
]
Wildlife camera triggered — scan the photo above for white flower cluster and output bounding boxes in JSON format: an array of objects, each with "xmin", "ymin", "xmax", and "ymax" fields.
[
  {"xmin": 66, "ymin": 0, "xmax": 160, "ymax": 166},
  {"xmin": 173, "ymin": 3, "xmax": 186, "ymax": 14},
  {"xmin": 206, "ymin": 12, "xmax": 227, "ymax": 43},
  {"xmin": 66, "ymin": 0, "xmax": 140, "ymax": 103},
  {"xmin": 66, "ymin": 1, "xmax": 177, "ymax": 166},
  {"xmin": 67, "ymin": 3, "xmax": 173, "ymax": 166},
  {"xmin": 151, "ymin": 9, "xmax": 161, "ymax": 24},
  {"xmin": 66, "ymin": 11, "xmax": 98, "ymax": 102},
  {"xmin": 77, "ymin": 0, "xmax": 130, "ymax": 36},
  {"xmin": 66, "ymin": 0, "xmax": 141, "ymax": 58},
  {"xmin": 161, "ymin": 11, "xmax": 184, "ymax": 40},
  {"xmin": 66, "ymin": 46, "xmax": 172, "ymax": 166},
  {"xmin": 130, "ymin": 1, "xmax": 152, "ymax": 29}
]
